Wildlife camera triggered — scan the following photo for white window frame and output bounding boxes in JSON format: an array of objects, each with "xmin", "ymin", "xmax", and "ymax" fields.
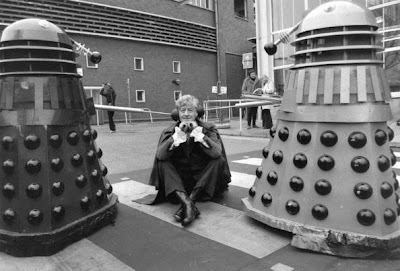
[
  {"xmin": 85, "ymin": 53, "xmax": 98, "ymax": 69},
  {"xmin": 136, "ymin": 90, "xmax": 146, "ymax": 102},
  {"xmin": 174, "ymin": 90, "xmax": 182, "ymax": 101},
  {"xmin": 173, "ymin": 61, "xmax": 181, "ymax": 73},
  {"xmin": 134, "ymin": 57, "xmax": 144, "ymax": 71}
]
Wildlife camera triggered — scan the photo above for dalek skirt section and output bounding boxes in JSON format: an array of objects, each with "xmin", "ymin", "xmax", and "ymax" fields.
[
  {"xmin": 0, "ymin": 76, "xmax": 117, "ymax": 256},
  {"xmin": 242, "ymin": 1, "xmax": 400, "ymax": 258}
]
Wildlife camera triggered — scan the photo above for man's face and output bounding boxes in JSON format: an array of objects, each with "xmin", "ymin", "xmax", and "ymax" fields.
[
  {"xmin": 250, "ymin": 72, "xmax": 257, "ymax": 79},
  {"xmin": 179, "ymin": 104, "xmax": 198, "ymax": 122}
]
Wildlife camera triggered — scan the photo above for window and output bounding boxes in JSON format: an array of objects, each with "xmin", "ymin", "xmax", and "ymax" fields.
[
  {"xmin": 136, "ymin": 90, "xmax": 145, "ymax": 102},
  {"xmin": 174, "ymin": 91, "xmax": 182, "ymax": 101},
  {"xmin": 177, "ymin": 0, "xmax": 214, "ymax": 11},
  {"xmin": 134, "ymin": 57, "xmax": 144, "ymax": 71},
  {"xmin": 85, "ymin": 53, "xmax": 98, "ymax": 69},
  {"xmin": 234, "ymin": 0, "xmax": 247, "ymax": 19},
  {"xmin": 173, "ymin": 61, "xmax": 181, "ymax": 73},
  {"xmin": 204, "ymin": 0, "xmax": 211, "ymax": 9},
  {"xmin": 76, "ymin": 64, "xmax": 83, "ymax": 76}
]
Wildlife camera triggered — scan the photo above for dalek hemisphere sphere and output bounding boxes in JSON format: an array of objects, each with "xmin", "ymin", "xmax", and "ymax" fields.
[{"xmin": 0, "ymin": 18, "xmax": 78, "ymax": 76}]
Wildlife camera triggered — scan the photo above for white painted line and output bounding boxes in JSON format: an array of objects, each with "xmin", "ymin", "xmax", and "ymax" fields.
[
  {"xmin": 396, "ymin": 175, "xmax": 400, "ymax": 182},
  {"xmin": 232, "ymin": 157, "xmax": 263, "ymax": 166},
  {"xmin": 121, "ymin": 177, "xmax": 131, "ymax": 181},
  {"xmin": 230, "ymin": 171, "xmax": 256, "ymax": 189},
  {"xmin": 394, "ymin": 152, "xmax": 400, "ymax": 158},
  {"xmin": 393, "ymin": 162, "xmax": 400, "ymax": 169},
  {"xmin": 0, "ymin": 238, "xmax": 135, "ymax": 271},
  {"xmin": 113, "ymin": 180, "xmax": 290, "ymax": 259},
  {"xmin": 271, "ymin": 263, "xmax": 294, "ymax": 271}
]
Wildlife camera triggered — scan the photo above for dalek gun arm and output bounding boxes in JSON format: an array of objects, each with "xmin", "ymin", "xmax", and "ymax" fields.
[
  {"xmin": 70, "ymin": 38, "xmax": 102, "ymax": 64},
  {"xmin": 264, "ymin": 9, "xmax": 309, "ymax": 55}
]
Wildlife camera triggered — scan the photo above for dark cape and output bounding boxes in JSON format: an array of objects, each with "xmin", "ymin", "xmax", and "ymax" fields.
[{"xmin": 141, "ymin": 120, "xmax": 231, "ymax": 205}]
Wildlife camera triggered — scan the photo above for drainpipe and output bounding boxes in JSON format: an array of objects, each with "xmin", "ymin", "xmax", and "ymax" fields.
[
  {"xmin": 214, "ymin": 0, "xmax": 221, "ymax": 94},
  {"xmin": 256, "ymin": 0, "xmax": 274, "ymax": 82}
]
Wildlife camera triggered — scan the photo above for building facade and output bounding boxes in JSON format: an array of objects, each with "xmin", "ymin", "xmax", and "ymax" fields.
[{"xmin": 0, "ymin": 0, "xmax": 257, "ymax": 122}]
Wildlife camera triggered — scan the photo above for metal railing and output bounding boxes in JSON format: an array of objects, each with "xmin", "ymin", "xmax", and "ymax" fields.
[
  {"xmin": 124, "ymin": 108, "xmax": 154, "ymax": 124},
  {"xmin": 94, "ymin": 104, "xmax": 170, "ymax": 126},
  {"xmin": 203, "ymin": 98, "xmax": 271, "ymax": 131},
  {"xmin": 203, "ymin": 98, "xmax": 244, "ymax": 122}
]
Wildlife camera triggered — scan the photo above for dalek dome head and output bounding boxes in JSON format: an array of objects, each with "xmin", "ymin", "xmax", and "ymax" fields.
[
  {"xmin": 292, "ymin": 1, "xmax": 383, "ymax": 68},
  {"xmin": 0, "ymin": 18, "xmax": 79, "ymax": 76},
  {"xmin": 1, "ymin": 18, "xmax": 72, "ymax": 45},
  {"xmin": 298, "ymin": 1, "xmax": 378, "ymax": 34}
]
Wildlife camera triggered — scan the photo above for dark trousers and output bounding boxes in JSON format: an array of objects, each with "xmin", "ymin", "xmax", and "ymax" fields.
[
  {"xmin": 247, "ymin": 107, "xmax": 257, "ymax": 126},
  {"xmin": 107, "ymin": 110, "xmax": 116, "ymax": 131},
  {"xmin": 262, "ymin": 109, "xmax": 273, "ymax": 129},
  {"xmin": 157, "ymin": 157, "xmax": 226, "ymax": 201}
]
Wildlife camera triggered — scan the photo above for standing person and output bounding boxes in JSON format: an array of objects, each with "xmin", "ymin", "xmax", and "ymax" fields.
[
  {"xmin": 261, "ymin": 75, "xmax": 275, "ymax": 130},
  {"xmin": 100, "ymin": 82, "xmax": 117, "ymax": 133},
  {"xmin": 241, "ymin": 69, "xmax": 262, "ymax": 129},
  {"xmin": 148, "ymin": 95, "xmax": 231, "ymax": 226}
]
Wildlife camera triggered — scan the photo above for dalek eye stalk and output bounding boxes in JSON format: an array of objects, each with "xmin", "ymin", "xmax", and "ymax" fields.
[
  {"xmin": 0, "ymin": 18, "xmax": 117, "ymax": 256},
  {"xmin": 242, "ymin": 1, "xmax": 400, "ymax": 258}
]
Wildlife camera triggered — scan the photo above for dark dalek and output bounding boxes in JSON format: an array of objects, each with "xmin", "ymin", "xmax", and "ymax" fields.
[
  {"xmin": 242, "ymin": 1, "xmax": 400, "ymax": 257},
  {"xmin": 0, "ymin": 18, "xmax": 117, "ymax": 256}
]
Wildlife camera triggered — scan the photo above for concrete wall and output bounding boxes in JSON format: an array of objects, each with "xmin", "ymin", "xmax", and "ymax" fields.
[{"xmin": 217, "ymin": 0, "xmax": 257, "ymax": 97}]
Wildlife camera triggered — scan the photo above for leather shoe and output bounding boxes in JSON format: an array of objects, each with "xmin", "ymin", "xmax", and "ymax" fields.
[
  {"xmin": 173, "ymin": 190, "xmax": 200, "ymax": 226},
  {"xmin": 182, "ymin": 203, "xmax": 200, "ymax": 226},
  {"xmin": 174, "ymin": 206, "xmax": 184, "ymax": 222},
  {"xmin": 252, "ymin": 125, "xmax": 260, "ymax": 128},
  {"xmin": 174, "ymin": 205, "xmax": 200, "ymax": 222}
]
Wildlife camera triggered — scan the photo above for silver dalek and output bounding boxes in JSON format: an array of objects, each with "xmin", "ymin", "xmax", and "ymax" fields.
[
  {"xmin": 243, "ymin": 1, "xmax": 400, "ymax": 258},
  {"xmin": 0, "ymin": 18, "xmax": 117, "ymax": 256}
]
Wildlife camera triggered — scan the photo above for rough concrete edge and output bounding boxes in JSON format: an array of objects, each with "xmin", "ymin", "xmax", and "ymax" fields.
[
  {"xmin": 0, "ymin": 194, "xmax": 118, "ymax": 257},
  {"xmin": 241, "ymin": 197, "xmax": 400, "ymax": 258}
]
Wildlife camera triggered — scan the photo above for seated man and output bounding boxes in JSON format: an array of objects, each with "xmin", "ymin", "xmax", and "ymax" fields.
[{"xmin": 149, "ymin": 95, "xmax": 231, "ymax": 226}]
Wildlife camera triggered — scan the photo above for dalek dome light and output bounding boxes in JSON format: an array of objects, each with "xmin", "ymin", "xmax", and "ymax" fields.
[
  {"xmin": 298, "ymin": 1, "xmax": 378, "ymax": 34},
  {"xmin": 0, "ymin": 18, "xmax": 72, "ymax": 45},
  {"xmin": 0, "ymin": 18, "xmax": 79, "ymax": 77}
]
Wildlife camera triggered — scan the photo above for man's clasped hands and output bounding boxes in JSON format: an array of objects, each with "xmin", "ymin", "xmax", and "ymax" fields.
[{"xmin": 171, "ymin": 121, "xmax": 209, "ymax": 148}]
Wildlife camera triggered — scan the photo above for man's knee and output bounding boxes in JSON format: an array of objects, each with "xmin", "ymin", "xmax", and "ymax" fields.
[
  {"xmin": 157, "ymin": 160, "xmax": 177, "ymax": 173},
  {"xmin": 207, "ymin": 156, "xmax": 227, "ymax": 168}
]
